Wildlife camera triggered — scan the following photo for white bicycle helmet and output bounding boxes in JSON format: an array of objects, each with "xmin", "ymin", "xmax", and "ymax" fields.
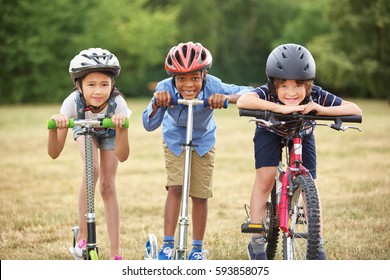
[{"xmin": 69, "ymin": 48, "xmax": 121, "ymax": 83}]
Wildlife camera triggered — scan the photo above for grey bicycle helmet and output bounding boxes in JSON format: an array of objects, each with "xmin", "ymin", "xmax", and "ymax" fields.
[
  {"xmin": 69, "ymin": 48, "xmax": 121, "ymax": 83},
  {"xmin": 266, "ymin": 43, "xmax": 316, "ymax": 80}
]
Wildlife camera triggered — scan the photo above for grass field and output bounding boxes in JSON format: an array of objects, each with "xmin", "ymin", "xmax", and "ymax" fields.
[{"xmin": 0, "ymin": 99, "xmax": 389, "ymax": 260}]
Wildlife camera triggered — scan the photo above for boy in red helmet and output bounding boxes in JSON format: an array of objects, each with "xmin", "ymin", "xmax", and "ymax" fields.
[{"xmin": 143, "ymin": 42, "xmax": 252, "ymax": 260}]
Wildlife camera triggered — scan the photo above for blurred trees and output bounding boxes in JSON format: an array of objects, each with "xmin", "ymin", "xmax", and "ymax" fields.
[{"xmin": 0, "ymin": 0, "xmax": 389, "ymax": 104}]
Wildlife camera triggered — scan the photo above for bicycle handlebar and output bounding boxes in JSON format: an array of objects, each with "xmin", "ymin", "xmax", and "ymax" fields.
[
  {"xmin": 47, "ymin": 118, "xmax": 130, "ymax": 129},
  {"xmin": 154, "ymin": 97, "xmax": 229, "ymax": 108},
  {"xmin": 239, "ymin": 109, "xmax": 362, "ymax": 123}
]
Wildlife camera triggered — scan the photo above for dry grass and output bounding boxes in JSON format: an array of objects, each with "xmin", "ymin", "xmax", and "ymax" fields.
[{"xmin": 0, "ymin": 99, "xmax": 389, "ymax": 260}]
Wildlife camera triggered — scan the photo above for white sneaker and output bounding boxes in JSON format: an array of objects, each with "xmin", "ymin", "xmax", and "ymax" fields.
[
  {"xmin": 74, "ymin": 239, "xmax": 86, "ymax": 258},
  {"xmin": 69, "ymin": 239, "xmax": 87, "ymax": 260}
]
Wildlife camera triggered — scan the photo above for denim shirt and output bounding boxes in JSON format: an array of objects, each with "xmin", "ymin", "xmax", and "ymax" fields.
[{"xmin": 142, "ymin": 74, "xmax": 252, "ymax": 156}]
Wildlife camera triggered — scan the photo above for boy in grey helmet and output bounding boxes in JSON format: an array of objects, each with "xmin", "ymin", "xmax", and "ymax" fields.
[{"xmin": 237, "ymin": 43, "xmax": 362, "ymax": 260}]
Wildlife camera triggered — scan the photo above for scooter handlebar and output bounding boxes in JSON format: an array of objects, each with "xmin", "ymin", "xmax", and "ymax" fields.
[
  {"xmin": 154, "ymin": 97, "xmax": 229, "ymax": 108},
  {"xmin": 47, "ymin": 118, "xmax": 129, "ymax": 129}
]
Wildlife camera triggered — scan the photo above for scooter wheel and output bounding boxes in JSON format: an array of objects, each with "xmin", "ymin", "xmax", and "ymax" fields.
[
  {"xmin": 144, "ymin": 234, "xmax": 158, "ymax": 260},
  {"xmin": 89, "ymin": 249, "xmax": 99, "ymax": 260}
]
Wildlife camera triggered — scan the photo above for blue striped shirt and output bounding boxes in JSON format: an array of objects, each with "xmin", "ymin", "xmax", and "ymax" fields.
[{"xmin": 253, "ymin": 84, "xmax": 343, "ymax": 137}]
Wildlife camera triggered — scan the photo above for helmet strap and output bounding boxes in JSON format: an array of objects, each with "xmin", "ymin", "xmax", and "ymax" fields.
[{"xmin": 267, "ymin": 79, "xmax": 278, "ymax": 102}]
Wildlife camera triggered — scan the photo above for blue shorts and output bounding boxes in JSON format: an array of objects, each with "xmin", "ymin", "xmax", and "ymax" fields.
[
  {"xmin": 73, "ymin": 127, "xmax": 116, "ymax": 150},
  {"xmin": 253, "ymin": 127, "xmax": 317, "ymax": 179}
]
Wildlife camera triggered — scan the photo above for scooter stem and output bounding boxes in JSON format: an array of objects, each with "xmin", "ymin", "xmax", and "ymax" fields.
[{"xmin": 176, "ymin": 103, "xmax": 195, "ymax": 260}]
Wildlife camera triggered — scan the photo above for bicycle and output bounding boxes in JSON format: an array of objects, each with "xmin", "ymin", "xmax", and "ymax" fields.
[
  {"xmin": 239, "ymin": 109, "xmax": 362, "ymax": 260},
  {"xmin": 47, "ymin": 114, "xmax": 129, "ymax": 260},
  {"xmin": 144, "ymin": 98, "xmax": 228, "ymax": 260}
]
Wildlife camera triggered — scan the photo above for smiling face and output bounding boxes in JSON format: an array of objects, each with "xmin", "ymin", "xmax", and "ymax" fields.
[
  {"xmin": 274, "ymin": 79, "xmax": 309, "ymax": 106},
  {"xmin": 174, "ymin": 71, "xmax": 205, "ymax": 100},
  {"xmin": 77, "ymin": 72, "xmax": 114, "ymax": 109}
]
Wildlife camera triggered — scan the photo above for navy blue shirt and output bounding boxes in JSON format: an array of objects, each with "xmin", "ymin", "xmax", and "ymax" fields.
[{"xmin": 252, "ymin": 84, "xmax": 343, "ymax": 138}]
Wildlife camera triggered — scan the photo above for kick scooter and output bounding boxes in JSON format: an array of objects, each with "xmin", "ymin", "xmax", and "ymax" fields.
[
  {"xmin": 144, "ymin": 98, "xmax": 228, "ymax": 260},
  {"xmin": 48, "ymin": 114, "xmax": 129, "ymax": 260}
]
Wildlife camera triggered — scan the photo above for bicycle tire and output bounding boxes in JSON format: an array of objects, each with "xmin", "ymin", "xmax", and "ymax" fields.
[
  {"xmin": 283, "ymin": 175, "xmax": 321, "ymax": 260},
  {"xmin": 266, "ymin": 185, "xmax": 280, "ymax": 260}
]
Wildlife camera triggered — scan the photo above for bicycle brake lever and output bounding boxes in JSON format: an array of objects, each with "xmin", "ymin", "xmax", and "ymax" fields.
[
  {"xmin": 342, "ymin": 126, "xmax": 362, "ymax": 132},
  {"xmin": 249, "ymin": 119, "xmax": 272, "ymax": 126}
]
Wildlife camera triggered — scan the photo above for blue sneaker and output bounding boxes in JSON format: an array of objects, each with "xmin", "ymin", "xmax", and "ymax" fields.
[
  {"xmin": 247, "ymin": 242, "xmax": 267, "ymax": 260},
  {"xmin": 188, "ymin": 247, "xmax": 208, "ymax": 260},
  {"xmin": 158, "ymin": 242, "xmax": 174, "ymax": 260}
]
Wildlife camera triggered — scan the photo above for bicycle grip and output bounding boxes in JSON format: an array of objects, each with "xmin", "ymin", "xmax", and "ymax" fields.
[
  {"xmin": 338, "ymin": 115, "xmax": 362, "ymax": 123},
  {"xmin": 102, "ymin": 118, "xmax": 129, "ymax": 128},
  {"xmin": 239, "ymin": 109, "xmax": 270, "ymax": 119},
  {"xmin": 47, "ymin": 119, "xmax": 75, "ymax": 129}
]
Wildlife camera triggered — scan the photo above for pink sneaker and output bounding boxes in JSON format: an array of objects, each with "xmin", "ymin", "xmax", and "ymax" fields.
[
  {"xmin": 113, "ymin": 255, "xmax": 123, "ymax": 260},
  {"xmin": 74, "ymin": 239, "xmax": 86, "ymax": 258}
]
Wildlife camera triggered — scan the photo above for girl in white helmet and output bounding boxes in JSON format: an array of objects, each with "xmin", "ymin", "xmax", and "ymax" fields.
[{"xmin": 48, "ymin": 48, "xmax": 131, "ymax": 260}]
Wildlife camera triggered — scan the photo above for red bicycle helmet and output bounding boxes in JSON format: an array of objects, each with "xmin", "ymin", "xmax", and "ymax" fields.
[{"xmin": 164, "ymin": 42, "xmax": 212, "ymax": 76}]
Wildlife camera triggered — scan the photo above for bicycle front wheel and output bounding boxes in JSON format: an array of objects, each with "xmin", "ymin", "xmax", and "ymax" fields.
[{"xmin": 283, "ymin": 175, "xmax": 321, "ymax": 260}]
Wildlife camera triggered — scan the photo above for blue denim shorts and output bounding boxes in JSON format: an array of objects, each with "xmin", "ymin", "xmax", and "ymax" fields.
[
  {"xmin": 253, "ymin": 127, "xmax": 317, "ymax": 179},
  {"xmin": 73, "ymin": 127, "xmax": 116, "ymax": 150}
]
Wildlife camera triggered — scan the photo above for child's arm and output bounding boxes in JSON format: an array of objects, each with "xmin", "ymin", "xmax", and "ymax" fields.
[
  {"xmin": 301, "ymin": 100, "xmax": 362, "ymax": 116},
  {"xmin": 112, "ymin": 114, "xmax": 130, "ymax": 162},
  {"xmin": 148, "ymin": 91, "xmax": 171, "ymax": 118},
  {"xmin": 47, "ymin": 114, "xmax": 69, "ymax": 159},
  {"xmin": 114, "ymin": 128, "xmax": 129, "ymax": 162},
  {"xmin": 237, "ymin": 92, "xmax": 306, "ymax": 114},
  {"xmin": 208, "ymin": 93, "xmax": 232, "ymax": 109}
]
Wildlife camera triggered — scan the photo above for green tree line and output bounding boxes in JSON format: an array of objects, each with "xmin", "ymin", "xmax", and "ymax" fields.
[{"xmin": 1, "ymin": 0, "xmax": 389, "ymax": 104}]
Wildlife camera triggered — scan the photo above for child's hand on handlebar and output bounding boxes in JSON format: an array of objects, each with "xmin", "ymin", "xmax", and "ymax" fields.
[
  {"xmin": 153, "ymin": 91, "xmax": 172, "ymax": 108},
  {"xmin": 111, "ymin": 114, "xmax": 128, "ymax": 128},
  {"xmin": 50, "ymin": 114, "xmax": 68, "ymax": 129},
  {"xmin": 208, "ymin": 94, "xmax": 229, "ymax": 109}
]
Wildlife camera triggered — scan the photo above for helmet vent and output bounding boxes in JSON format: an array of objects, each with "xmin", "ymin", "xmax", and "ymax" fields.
[
  {"xmin": 174, "ymin": 53, "xmax": 183, "ymax": 67},
  {"xmin": 189, "ymin": 49, "xmax": 195, "ymax": 67},
  {"xmin": 276, "ymin": 62, "xmax": 283, "ymax": 70}
]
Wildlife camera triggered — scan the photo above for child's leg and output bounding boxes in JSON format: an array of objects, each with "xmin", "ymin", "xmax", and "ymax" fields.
[
  {"xmin": 99, "ymin": 149, "xmax": 120, "ymax": 259},
  {"xmin": 158, "ymin": 186, "xmax": 181, "ymax": 260},
  {"xmin": 250, "ymin": 166, "xmax": 277, "ymax": 224},
  {"xmin": 191, "ymin": 197, "xmax": 207, "ymax": 241},
  {"xmin": 164, "ymin": 186, "xmax": 182, "ymax": 236}
]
